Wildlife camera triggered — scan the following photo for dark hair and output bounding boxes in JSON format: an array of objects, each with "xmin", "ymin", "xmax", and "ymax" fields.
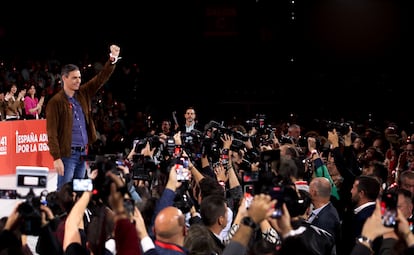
[
  {"xmin": 57, "ymin": 181, "xmax": 76, "ymax": 214},
  {"xmin": 199, "ymin": 176, "xmax": 225, "ymax": 199},
  {"xmin": 86, "ymin": 206, "xmax": 109, "ymax": 255},
  {"xmin": 397, "ymin": 188, "xmax": 412, "ymax": 203},
  {"xmin": 61, "ymin": 64, "xmax": 80, "ymax": 77},
  {"xmin": 398, "ymin": 170, "xmax": 414, "ymax": 186},
  {"xmin": 46, "ymin": 191, "xmax": 64, "ymax": 216},
  {"xmin": 356, "ymin": 175, "xmax": 381, "ymax": 201},
  {"xmin": 184, "ymin": 223, "xmax": 220, "ymax": 255},
  {"xmin": 200, "ymin": 195, "xmax": 227, "ymax": 227}
]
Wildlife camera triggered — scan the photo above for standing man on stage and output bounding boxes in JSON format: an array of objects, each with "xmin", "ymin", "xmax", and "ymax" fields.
[{"xmin": 46, "ymin": 44, "xmax": 121, "ymax": 190}]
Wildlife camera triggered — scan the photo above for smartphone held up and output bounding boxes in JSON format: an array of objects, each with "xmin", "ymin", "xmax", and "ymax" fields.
[
  {"xmin": 175, "ymin": 156, "xmax": 190, "ymax": 182},
  {"xmin": 381, "ymin": 191, "xmax": 398, "ymax": 228}
]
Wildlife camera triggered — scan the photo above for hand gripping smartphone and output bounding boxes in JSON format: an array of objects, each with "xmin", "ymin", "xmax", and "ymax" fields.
[
  {"xmin": 175, "ymin": 157, "xmax": 190, "ymax": 182},
  {"xmin": 269, "ymin": 185, "xmax": 284, "ymax": 218},
  {"xmin": 381, "ymin": 191, "xmax": 398, "ymax": 227},
  {"xmin": 244, "ymin": 184, "xmax": 255, "ymax": 209}
]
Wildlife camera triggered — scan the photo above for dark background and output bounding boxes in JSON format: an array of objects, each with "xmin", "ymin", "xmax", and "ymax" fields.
[{"xmin": 0, "ymin": 0, "xmax": 412, "ymax": 127}]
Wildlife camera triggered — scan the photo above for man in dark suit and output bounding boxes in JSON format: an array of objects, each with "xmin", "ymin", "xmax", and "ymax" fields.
[
  {"xmin": 340, "ymin": 175, "xmax": 381, "ymax": 255},
  {"xmin": 308, "ymin": 177, "xmax": 341, "ymax": 242},
  {"xmin": 176, "ymin": 106, "xmax": 202, "ymax": 134}
]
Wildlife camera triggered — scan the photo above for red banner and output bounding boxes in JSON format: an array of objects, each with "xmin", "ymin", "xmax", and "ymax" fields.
[{"xmin": 0, "ymin": 120, "xmax": 54, "ymax": 175}]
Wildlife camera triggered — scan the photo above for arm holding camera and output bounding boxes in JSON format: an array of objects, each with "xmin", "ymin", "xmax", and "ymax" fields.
[
  {"xmin": 105, "ymin": 171, "xmax": 142, "ymax": 255},
  {"xmin": 63, "ymin": 190, "xmax": 93, "ymax": 252},
  {"xmin": 214, "ymin": 164, "xmax": 229, "ymax": 185},
  {"xmin": 222, "ymin": 194, "xmax": 275, "ymax": 255},
  {"xmin": 0, "ymin": 202, "xmax": 26, "ymax": 253},
  {"xmin": 227, "ymin": 153, "xmax": 241, "ymax": 189},
  {"xmin": 309, "ymin": 136, "xmax": 341, "ymax": 201},
  {"xmin": 150, "ymin": 164, "xmax": 180, "ymax": 229},
  {"xmin": 40, "ymin": 204, "xmax": 55, "ymax": 226},
  {"xmin": 268, "ymin": 202, "xmax": 294, "ymax": 239},
  {"xmin": 188, "ymin": 159, "xmax": 204, "ymax": 184},
  {"xmin": 132, "ymin": 207, "xmax": 158, "ymax": 254}
]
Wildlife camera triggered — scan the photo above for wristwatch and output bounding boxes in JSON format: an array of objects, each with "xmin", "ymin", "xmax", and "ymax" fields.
[
  {"xmin": 356, "ymin": 235, "xmax": 373, "ymax": 253},
  {"xmin": 357, "ymin": 235, "xmax": 373, "ymax": 246},
  {"xmin": 241, "ymin": 216, "xmax": 259, "ymax": 230}
]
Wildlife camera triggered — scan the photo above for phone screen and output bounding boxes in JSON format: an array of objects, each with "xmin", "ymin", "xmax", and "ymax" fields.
[
  {"xmin": 176, "ymin": 157, "xmax": 190, "ymax": 181},
  {"xmin": 269, "ymin": 185, "xmax": 284, "ymax": 218},
  {"xmin": 73, "ymin": 179, "xmax": 93, "ymax": 192},
  {"xmin": 381, "ymin": 191, "xmax": 398, "ymax": 227},
  {"xmin": 243, "ymin": 171, "xmax": 259, "ymax": 183},
  {"xmin": 244, "ymin": 184, "xmax": 254, "ymax": 208},
  {"xmin": 123, "ymin": 199, "xmax": 135, "ymax": 217}
]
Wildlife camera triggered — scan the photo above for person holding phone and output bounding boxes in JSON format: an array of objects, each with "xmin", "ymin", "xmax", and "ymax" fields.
[{"xmin": 349, "ymin": 199, "xmax": 414, "ymax": 255}]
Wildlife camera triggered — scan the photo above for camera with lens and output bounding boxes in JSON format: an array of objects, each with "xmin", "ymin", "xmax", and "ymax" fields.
[
  {"xmin": 245, "ymin": 114, "xmax": 274, "ymax": 135},
  {"xmin": 131, "ymin": 154, "xmax": 157, "ymax": 181},
  {"xmin": 17, "ymin": 194, "xmax": 43, "ymax": 235},
  {"xmin": 173, "ymin": 182, "xmax": 193, "ymax": 214},
  {"xmin": 279, "ymin": 135, "xmax": 295, "ymax": 145},
  {"xmin": 181, "ymin": 129, "xmax": 203, "ymax": 146},
  {"xmin": 232, "ymin": 130, "xmax": 250, "ymax": 142},
  {"xmin": 134, "ymin": 135, "xmax": 162, "ymax": 153},
  {"xmin": 268, "ymin": 184, "xmax": 308, "ymax": 219},
  {"xmin": 325, "ymin": 120, "xmax": 352, "ymax": 135},
  {"xmin": 245, "ymin": 114, "xmax": 266, "ymax": 129},
  {"xmin": 230, "ymin": 139, "xmax": 245, "ymax": 151},
  {"xmin": 163, "ymin": 136, "xmax": 176, "ymax": 157},
  {"xmin": 200, "ymin": 136, "xmax": 220, "ymax": 162},
  {"xmin": 90, "ymin": 155, "xmax": 120, "ymax": 203}
]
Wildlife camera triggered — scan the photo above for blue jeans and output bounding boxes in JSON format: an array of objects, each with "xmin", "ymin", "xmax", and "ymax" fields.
[{"xmin": 57, "ymin": 150, "xmax": 86, "ymax": 190}]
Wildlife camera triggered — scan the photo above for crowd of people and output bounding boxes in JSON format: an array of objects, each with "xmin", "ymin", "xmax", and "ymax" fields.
[{"xmin": 0, "ymin": 45, "xmax": 414, "ymax": 255}]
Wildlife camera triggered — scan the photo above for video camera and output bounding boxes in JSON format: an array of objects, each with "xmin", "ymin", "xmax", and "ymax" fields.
[
  {"xmin": 134, "ymin": 135, "xmax": 162, "ymax": 154},
  {"xmin": 325, "ymin": 120, "xmax": 352, "ymax": 135},
  {"xmin": 313, "ymin": 119, "xmax": 353, "ymax": 135},
  {"xmin": 13, "ymin": 166, "xmax": 50, "ymax": 236},
  {"xmin": 17, "ymin": 190, "xmax": 47, "ymax": 236},
  {"xmin": 268, "ymin": 184, "xmax": 309, "ymax": 218},
  {"xmin": 130, "ymin": 154, "xmax": 157, "ymax": 181},
  {"xmin": 245, "ymin": 114, "xmax": 274, "ymax": 135}
]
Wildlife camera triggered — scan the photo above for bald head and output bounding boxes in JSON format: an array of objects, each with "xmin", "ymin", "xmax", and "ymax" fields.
[
  {"xmin": 310, "ymin": 177, "xmax": 332, "ymax": 199},
  {"xmin": 154, "ymin": 206, "xmax": 186, "ymax": 243}
]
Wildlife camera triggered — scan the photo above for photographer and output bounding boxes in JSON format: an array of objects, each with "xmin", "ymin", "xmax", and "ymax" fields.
[
  {"xmin": 0, "ymin": 202, "xmax": 32, "ymax": 255},
  {"xmin": 268, "ymin": 187, "xmax": 337, "ymax": 255},
  {"xmin": 35, "ymin": 200, "xmax": 65, "ymax": 255},
  {"xmin": 222, "ymin": 194, "xmax": 276, "ymax": 255},
  {"xmin": 126, "ymin": 138, "xmax": 162, "ymax": 199},
  {"xmin": 63, "ymin": 170, "xmax": 142, "ymax": 255}
]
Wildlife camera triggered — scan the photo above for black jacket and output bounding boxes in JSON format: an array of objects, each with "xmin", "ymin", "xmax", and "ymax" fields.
[{"xmin": 280, "ymin": 219, "xmax": 336, "ymax": 255}]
